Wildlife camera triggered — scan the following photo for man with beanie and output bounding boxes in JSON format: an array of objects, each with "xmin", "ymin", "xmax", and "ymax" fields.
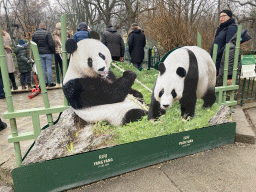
[
  {"xmin": 101, "ymin": 25, "xmax": 125, "ymax": 61},
  {"xmin": 14, "ymin": 39, "xmax": 32, "ymax": 90},
  {"xmin": 210, "ymin": 9, "xmax": 237, "ymax": 76},
  {"xmin": 72, "ymin": 22, "xmax": 90, "ymax": 43},
  {"xmin": 32, "ymin": 22, "xmax": 56, "ymax": 87}
]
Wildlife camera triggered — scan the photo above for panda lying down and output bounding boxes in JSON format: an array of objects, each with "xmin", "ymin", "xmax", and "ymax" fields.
[{"xmin": 63, "ymin": 36, "xmax": 146, "ymax": 126}]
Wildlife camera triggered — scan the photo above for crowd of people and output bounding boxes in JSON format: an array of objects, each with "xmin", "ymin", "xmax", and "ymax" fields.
[{"xmin": 0, "ymin": 9, "xmax": 253, "ymax": 131}]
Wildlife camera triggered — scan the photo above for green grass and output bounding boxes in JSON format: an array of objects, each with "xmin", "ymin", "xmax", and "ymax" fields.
[{"xmin": 93, "ymin": 61, "xmax": 220, "ymax": 145}]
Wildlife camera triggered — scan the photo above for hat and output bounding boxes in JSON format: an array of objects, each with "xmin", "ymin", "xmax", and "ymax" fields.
[
  {"xmin": 56, "ymin": 22, "xmax": 61, "ymax": 30},
  {"xmin": 78, "ymin": 22, "xmax": 88, "ymax": 30},
  {"xmin": 220, "ymin": 10, "xmax": 233, "ymax": 18},
  {"xmin": 18, "ymin": 39, "xmax": 25, "ymax": 45}
]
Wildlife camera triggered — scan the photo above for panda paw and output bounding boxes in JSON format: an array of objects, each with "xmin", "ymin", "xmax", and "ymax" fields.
[{"xmin": 123, "ymin": 70, "xmax": 137, "ymax": 80}]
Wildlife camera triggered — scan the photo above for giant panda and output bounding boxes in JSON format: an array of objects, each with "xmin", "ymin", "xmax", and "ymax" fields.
[
  {"xmin": 148, "ymin": 46, "xmax": 216, "ymax": 120},
  {"xmin": 63, "ymin": 33, "xmax": 146, "ymax": 126}
]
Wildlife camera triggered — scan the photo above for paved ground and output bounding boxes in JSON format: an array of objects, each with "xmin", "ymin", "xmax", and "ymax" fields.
[{"xmin": 0, "ymin": 87, "xmax": 256, "ymax": 192}]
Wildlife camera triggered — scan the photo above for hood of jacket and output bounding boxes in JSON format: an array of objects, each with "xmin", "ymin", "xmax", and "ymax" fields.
[
  {"xmin": 106, "ymin": 27, "xmax": 117, "ymax": 32},
  {"xmin": 132, "ymin": 29, "xmax": 143, "ymax": 34}
]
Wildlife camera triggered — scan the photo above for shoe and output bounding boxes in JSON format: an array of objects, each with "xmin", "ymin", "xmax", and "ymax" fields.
[
  {"xmin": 28, "ymin": 85, "xmax": 32, "ymax": 91},
  {"xmin": 0, "ymin": 121, "xmax": 7, "ymax": 131},
  {"xmin": 48, "ymin": 83, "xmax": 56, "ymax": 87},
  {"xmin": 22, "ymin": 85, "xmax": 26, "ymax": 90},
  {"xmin": 13, "ymin": 86, "xmax": 18, "ymax": 90}
]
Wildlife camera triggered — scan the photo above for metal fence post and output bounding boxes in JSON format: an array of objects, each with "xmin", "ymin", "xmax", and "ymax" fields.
[
  {"xmin": 0, "ymin": 27, "xmax": 22, "ymax": 166},
  {"xmin": 30, "ymin": 41, "xmax": 54, "ymax": 126},
  {"xmin": 61, "ymin": 14, "xmax": 69, "ymax": 106}
]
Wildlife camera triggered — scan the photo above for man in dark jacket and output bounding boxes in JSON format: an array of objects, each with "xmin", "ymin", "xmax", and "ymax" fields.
[
  {"xmin": 101, "ymin": 25, "xmax": 125, "ymax": 62},
  {"xmin": 128, "ymin": 23, "xmax": 146, "ymax": 69},
  {"xmin": 72, "ymin": 22, "xmax": 90, "ymax": 43},
  {"xmin": 32, "ymin": 22, "xmax": 56, "ymax": 87}
]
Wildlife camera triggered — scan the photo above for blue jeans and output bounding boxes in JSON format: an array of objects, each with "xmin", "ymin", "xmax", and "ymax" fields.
[
  {"xmin": 40, "ymin": 54, "xmax": 53, "ymax": 84},
  {"xmin": 0, "ymin": 70, "xmax": 5, "ymax": 98}
]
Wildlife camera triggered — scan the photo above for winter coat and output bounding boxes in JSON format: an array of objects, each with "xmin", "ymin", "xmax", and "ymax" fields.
[
  {"xmin": 128, "ymin": 29, "xmax": 146, "ymax": 64},
  {"xmin": 14, "ymin": 45, "xmax": 31, "ymax": 73},
  {"xmin": 32, "ymin": 28, "xmax": 55, "ymax": 54},
  {"xmin": 210, "ymin": 18, "xmax": 237, "ymax": 75},
  {"xmin": 53, "ymin": 29, "xmax": 62, "ymax": 54},
  {"xmin": 101, "ymin": 27, "xmax": 125, "ymax": 58},
  {"xmin": 2, "ymin": 31, "xmax": 15, "ymax": 73},
  {"xmin": 72, "ymin": 29, "xmax": 89, "ymax": 43},
  {"xmin": 216, "ymin": 30, "xmax": 251, "ymax": 86}
]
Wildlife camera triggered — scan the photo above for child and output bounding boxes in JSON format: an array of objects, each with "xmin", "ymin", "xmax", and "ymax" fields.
[{"xmin": 14, "ymin": 39, "xmax": 32, "ymax": 90}]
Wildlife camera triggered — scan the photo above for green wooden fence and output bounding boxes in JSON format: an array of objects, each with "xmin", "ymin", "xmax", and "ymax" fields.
[
  {"xmin": 0, "ymin": 16, "xmax": 242, "ymax": 168},
  {"xmin": 0, "ymin": 15, "xmax": 70, "ymax": 167}
]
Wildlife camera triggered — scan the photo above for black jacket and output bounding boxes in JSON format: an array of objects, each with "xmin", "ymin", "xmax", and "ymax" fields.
[
  {"xmin": 32, "ymin": 28, "xmax": 55, "ymax": 54},
  {"xmin": 14, "ymin": 45, "xmax": 31, "ymax": 73},
  {"xmin": 101, "ymin": 27, "xmax": 125, "ymax": 57},
  {"xmin": 128, "ymin": 29, "xmax": 146, "ymax": 63},
  {"xmin": 210, "ymin": 19, "xmax": 237, "ymax": 75}
]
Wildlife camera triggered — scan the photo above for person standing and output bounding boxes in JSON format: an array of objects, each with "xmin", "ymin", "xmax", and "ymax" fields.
[
  {"xmin": 210, "ymin": 10, "xmax": 237, "ymax": 76},
  {"xmin": 2, "ymin": 30, "xmax": 18, "ymax": 90},
  {"xmin": 128, "ymin": 23, "xmax": 146, "ymax": 69},
  {"xmin": 32, "ymin": 22, "xmax": 56, "ymax": 87},
  {"xmin": 72, "ymin": 22, "xmax": 90, "ymax": 43},
  {"xmin": 53, "ymin": 22, "xmax": 63, "ymax": 77},
  {"xmin": 14, "ymin": 39, "xmax": 32, "ymax": 90},
  {"xmin": 0, "ymin": 69, "xmax": 5, "ymax": 99},
  {"xmin": 101, "ymin": 25, "xmax": 125, "ymax": 62}
]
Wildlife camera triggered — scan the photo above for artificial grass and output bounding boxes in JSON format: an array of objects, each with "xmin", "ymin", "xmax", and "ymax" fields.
[{"xmin": 93, "ymin": 61, "xmax": 220, "ymax": 145}]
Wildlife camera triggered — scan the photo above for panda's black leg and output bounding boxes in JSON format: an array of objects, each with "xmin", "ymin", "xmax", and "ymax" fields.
[
  {"xmin": 122, "ymin": 109, "xmax": 146, "ymax": 125},
  {"xmin": 180, "ymin": 99, "xmax": 196, "ymax": 119},
  {"xmin": 202, "ymin": 89, "xmax": 216, "ymax": 108},
  {"xmin": 148, "ymin": 97, "xmax": 166, "ymax": 120}
]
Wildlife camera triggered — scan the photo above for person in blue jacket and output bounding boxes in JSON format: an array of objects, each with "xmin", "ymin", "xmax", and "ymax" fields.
[
  {"xmin": 72, "ymin": 22, "xmax": 90, "ymax": 43},
  {"xmin": 210, "ymin": 10, "xmax": 237, "ymax": 76}
]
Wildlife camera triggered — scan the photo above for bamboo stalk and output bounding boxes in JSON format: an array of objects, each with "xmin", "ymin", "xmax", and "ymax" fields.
[{"xmin": 111, "ymin": 62, "xmax": 153, "ymax": 93}]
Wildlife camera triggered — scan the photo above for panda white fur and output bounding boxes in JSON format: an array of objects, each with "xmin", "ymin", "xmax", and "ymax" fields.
[
  {"xmin": 63, "ymin": 34, "xmax": 146, "ymax": 126},
  {"xmin": 148, "ymin": 46, "xmax": 216, "ymax": 120}
]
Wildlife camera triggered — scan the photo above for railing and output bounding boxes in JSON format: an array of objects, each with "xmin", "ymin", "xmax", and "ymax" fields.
[{"xmin": 0, "ymin": 15, "xmax": 70, "ymax": 167}]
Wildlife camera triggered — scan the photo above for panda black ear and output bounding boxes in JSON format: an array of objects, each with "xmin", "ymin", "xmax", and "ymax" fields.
[
  {"xmin": 176, "ymin": 67, "xmax": 186, "ymax": 78},
  {"xmin": 65, "ymin": 39, "xmax": 77, "ymax": 54},
  {"xmin": 89, "ymin": 31, "xmax": 100, "ymax": 40},
  {"xmin": 158, "ymin": 62, "xmax": 166, "ymax": 75}
]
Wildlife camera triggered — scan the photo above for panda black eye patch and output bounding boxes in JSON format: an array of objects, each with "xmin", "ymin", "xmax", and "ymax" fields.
[
  {"xmin": 88, "ymin": 58, "xmax": 93, "ymax": 68},
  {"xmin": 159, "ymin": 89, "xmax": 164, "ymax": 98},
  {"xmin": 176, "ymin": 67, "xmax": 186, "ymax": 77},
  {"xmin": 171, "ymin": 89, "xmax": 177, "ymax": 98},
  {"xmin": 99, "ymin": 53, "xmax": 106, "ymax": 60}
]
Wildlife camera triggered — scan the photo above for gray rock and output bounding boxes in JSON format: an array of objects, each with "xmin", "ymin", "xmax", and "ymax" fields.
[
  {"xmin": 22, "ymin": 107, "xmax": 114, "ymax": 165},
  {"xmin": 209, "ymin": 105, "xmax": 232, "ymax": 126},
  {"xmin": 0, "ymin": 186, "xmax": 14, "ymax": 192}
]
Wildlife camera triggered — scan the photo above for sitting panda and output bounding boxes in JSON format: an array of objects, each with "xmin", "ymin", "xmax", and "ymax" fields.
[
  {"xmin": 63, "ymin": 32, "xmax": 146, "ymax": 126},
  {"xmin": 148, "ymin": 46, "xmax": 216, "ymax": 120}
]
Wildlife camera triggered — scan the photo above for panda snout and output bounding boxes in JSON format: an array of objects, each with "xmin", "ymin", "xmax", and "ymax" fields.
[
  {"xmin": 98, "ymin": 67, "xmax": 105, "ymax": 71},
  {"xmin": 163, "ymin": 104, "xmax": 169, "ymax": 108}
]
